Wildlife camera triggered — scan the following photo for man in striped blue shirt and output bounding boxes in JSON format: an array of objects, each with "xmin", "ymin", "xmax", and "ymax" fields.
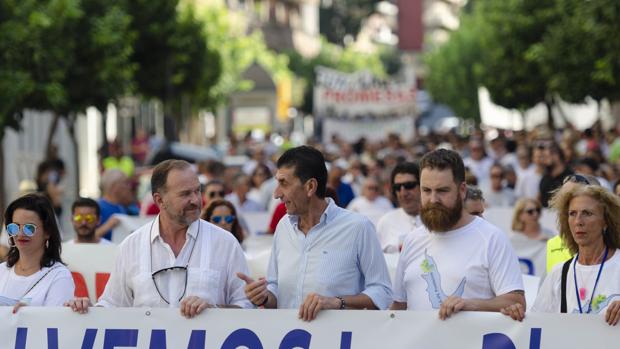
[{"xmin": 238, "ymin": 146, "xmax": 392, "ymax": 321}]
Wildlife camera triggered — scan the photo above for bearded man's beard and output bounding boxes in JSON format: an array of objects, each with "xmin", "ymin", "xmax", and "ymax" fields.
[{"xmin": 420, "ymin": 194, "xmax": 463, "ymax": 232}]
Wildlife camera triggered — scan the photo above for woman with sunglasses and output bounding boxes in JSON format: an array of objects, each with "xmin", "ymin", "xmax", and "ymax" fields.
[
  {"xmin": 201, "ymin": 199, "xmax": 244, "ymax": 244},
  {"xmin": 508, "ymin": 198, "xmax": 555, "ymax": 277},
  {"xmin": 0, "ymin": 193, "xmax": 74, "ymax": 312},
  {"xmin": 502, "ymin": 185, "xmax": 620, "ymax": 325}
]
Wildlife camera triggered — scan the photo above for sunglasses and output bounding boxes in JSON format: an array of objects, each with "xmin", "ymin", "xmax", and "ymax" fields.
[
  {"xmin": 524, "ymin": 208, "xmax": 541, "ymax": 215},
  {"xmin": 73, "ymin": 214, "xmax": 97, "ymax": 223},
  {"xmin": 6, "ymin": 223, "xmax": 38, "ymax": 237},
  {"xmin": 562, "ymin": 174, "xmax": 590, "ymax": 186},
  {"xmin": 208, "ymin": 191, "xmax": 225, "ymax": 198},
  {"xmin": 392, "ymin": 181, "xmax": 419, "ymax": 192},
  {"xmin": 212, "ymin": 215, "xmax": 235, "ymax": 224}
]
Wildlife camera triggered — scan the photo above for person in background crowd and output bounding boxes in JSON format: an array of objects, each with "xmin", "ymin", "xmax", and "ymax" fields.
[
  {"xmin": 1, "ymin": 194, "xmax": 74, "ymax": 312},
  {"xmin": 97, "ymin": 169, "xmax": 132, "ymax": 241},
  {"xmin": 346, "ymin": 176, "xmax": 393, "ymax": 224},
  {"xmin": 238, "ymin": 146, "xmax": 392, "ymax": 321},
  {"xmin": 539, "ymin": 142, "xmax": 573, "ymax": 207},
  {"xmin": 102, "ymin": 140, "xmax": 135, "ymax": 177},
  {"xmin": 508, "ymin": 198, "xmax": 554, "ymax": 277},
  {"xmin": 502, "ymin": 185, "xmax": 620, "ymax": 326},
  {"xmin": 131, "ymin": 128, "xmax": 150, "ymax": 166},
  {"xmin": 65, "ymin": 160, "xmax": 252, "ymax": 317},
  {"xmin": 248, "ymin": 163, "xmax": 277, "ymax": 210},
  {"xmin": 203, "ymin": 179, "xmax": 226, "ymax": 207},
  {"xmin": 226, "ymin": 173, "xmax": 263, "ymax": 213},
  {"xmin": 463, "ymin": 138, "xmax": 494, "ymax": 187},
  {"xmin": 614, "ymin": 179, "xmax": 620, "ymax": 197},
  {"xmin": 67, "ymin": 198, "xmax": 112, "ymax": 244},
  {"xmin": 483, "ymin": 163, "xmax": 516, "ymax": 207},
  {"xmin": 201, "ymin": 199, "xmax": 244, "ymax": 244},
  {"xmin": 515, "ymin": 141, "xmax": 547, "ymax": 200},
  {"xmin": 391, "ymin": 149, "xmax": 524, "ymax": 319},
  {"xmin": 327, "ymin": 159, "xmax": 355, "ymax": 208},
  {"xmin": 376, "ymin": 162, "xmax": 421, "ymax": 253},
  {"xmin": 35, "ymin": 158, "xmax": 65, "ymax": 218},
  {"xmin": 464, "ymin": 185, "xmax": 485, "ymax": 217}
]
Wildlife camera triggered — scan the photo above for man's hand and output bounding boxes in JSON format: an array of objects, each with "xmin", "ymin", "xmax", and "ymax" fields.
[
  {"xmin": 12, "ymin": 302, "xmax": 27, "ymax": 314},
  {"xmin": 605, "ymin": 300, "xmax": 620, "ymax": 326},
  {"xmin": 438, "ymin": 296, "xmax": 468, "ymax": 320},
  {"xmin": 179, "ymin": 296, "xmax": 213, "ymax": 319},
  {"xmin": 237, "ymin": 272, "xmax": 269, "ymax": 307},
  {"xmin": 298, "ymin": 293, "xmax": 340, "ymax": 322},
  {"xmin": 500, "ymin": 303, "xmax": 526, "ymax": 322},
  {"xmin": 64, "ymin": 297, "xmax": 92, "ymax": 314}
]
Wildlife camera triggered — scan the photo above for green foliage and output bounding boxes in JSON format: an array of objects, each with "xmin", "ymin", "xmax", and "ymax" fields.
[{"xmin": 424, "ymin": 13, "xmax": 484, "ymax": 122}]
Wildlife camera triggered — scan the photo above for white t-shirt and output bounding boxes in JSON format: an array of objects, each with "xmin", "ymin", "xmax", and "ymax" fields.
[
  {"xmin": 376, "ymin": 208, "xmax": 421, "ymax": 253},
  {"xmin": 515, "ymin": 169, "xmax": 542, "ymax": 200},
  {"xmin": 0, "ymin": 261, "xmax": 75, "ymax": 306},
  {"xmin": 463, "ymin": 156, "xmax": 494, "ymax": 186},
  {"xmin": 346, "ymin": 196, "xmax": 394, "ymax": 226},
  {"xmin": 393, "ymin": 216, "xmax": 524, "ymax": 310},
  {"xmin": 507, "ymin": 228, "xmax": 555, "ymax": 278},
  {"xmin": 532, "ymin": 249, "xmax": 620, "ymax": 314}
]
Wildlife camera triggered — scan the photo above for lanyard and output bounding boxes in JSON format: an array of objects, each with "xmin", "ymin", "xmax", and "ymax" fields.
[{"xmin": 573, "ymin": 247, "xmax": 608, "ymax": 314}]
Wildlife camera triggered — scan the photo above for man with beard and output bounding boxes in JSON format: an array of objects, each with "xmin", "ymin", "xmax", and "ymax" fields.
[
  {"xmin": 237, "ymin": 146, "xmax": 392, "ymax": 321},
  {"xmin": 376, "ymin": 162, "xmax": 422, "ymax": 253},
  {"xmin": 391, "ymin": 149, "xmax": 524, "ymax": 319},
  {"xmin": 66, "ymin": 198, "xmax": 112, "ymax": 244},
  {"xmin": 65, "ymin": 160, "xmax": 252, "ymax": 317}
]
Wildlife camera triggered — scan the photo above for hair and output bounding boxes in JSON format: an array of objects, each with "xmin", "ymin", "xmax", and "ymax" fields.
[
  {"xmin": 3, "ymin": 193, "xmax": 64, "ymax": 268},
  {"xmin": 201, "ymin": 199, "xmax": 243, "ymax": 243},
  {"xmin": 390, "ymin": 162, "xmax": 420, "ymax": 194},
  {"xmin": 511, "ymin": 198, "xmax": 541, "ymax": 231},
  {"xmin": 551, "ymin": 185, "xmax": 620, "ymax": 255},
  {"xmin": 465, "ymin": 185, "xmax": 484, "ymax": 202},
  {"xmin": 151, "ymin": 159, "xmax": 192, "ymax": 194},
  {"xmin": 614, "ymin": 178, "xmax": 620, "ymax": 194},
  {"xmin": 100, "ymin": 169, "xmax": 127, "ymax": 194},
  {"xmin": 71, "ymin": 197, "xmax": 100, "ymax": 217},
  {"xmin": 276, "ymin": 146, "xmax": 327, "ymax": 198},
  {"xmin": 420, "ymin": 149, "xmax": 465, "ymax": 184},
  {"xmin": 251, "ymin": 163, "xmax": 272, "ymax": 187}
]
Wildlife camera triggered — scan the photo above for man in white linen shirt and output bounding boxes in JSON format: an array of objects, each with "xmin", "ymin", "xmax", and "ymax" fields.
[
  {"xmin": 66, "ymin": 160, "xmax": 252, "ymax": 317},
  {"xmin": 376, "ymin": 162, "xmax": 422, "ymax": 253},
  {"xmin": 237, "ymin": 146, "xmax": 392, "ymax": 321},
  {"xmin": 391, "ymin": 149, "xmax": 525, "ymax": 320}
]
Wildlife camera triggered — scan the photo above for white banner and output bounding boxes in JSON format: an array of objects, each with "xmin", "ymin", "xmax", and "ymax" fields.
[
  {"xmin": 1, "ymin": 308, "xmax": 618, "ymax": 348},
  {"xmin": 314, "ymin": 66, "xmax": 416, "ymax": 117}
]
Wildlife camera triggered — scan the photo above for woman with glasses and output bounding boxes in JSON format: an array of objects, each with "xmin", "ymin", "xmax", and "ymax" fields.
[
  {"xmin": 0, "ymin": 194, "xmax": 74, "ymax": 312},
  {"xmin": 201, "ymin": 200, "xmax": 243, "ymax": 244},
  {"xmin": 508, "ymin": 198, "xmax": 555, "ymax": 277},
  {"xmin": 502, "ymin": 185, "xmax": 620, "ymax": 326}
]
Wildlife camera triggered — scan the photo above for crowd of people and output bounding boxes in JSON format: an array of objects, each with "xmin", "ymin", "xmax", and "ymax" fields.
[{"xmin": 3, "ymin": 122, "xmax": 620, "ymax": 326}]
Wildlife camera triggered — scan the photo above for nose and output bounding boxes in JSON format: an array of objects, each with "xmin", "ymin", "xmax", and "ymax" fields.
[{"xmin": 428, "ymin": 191, "xmax": 440, "ymax": 204}]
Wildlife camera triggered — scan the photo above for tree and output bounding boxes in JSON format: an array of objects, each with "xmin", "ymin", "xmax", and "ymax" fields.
[
  {"xmin": 424, "ymin": 13, "xmax": 485, "ymax": 122},
  {"xmin": 320, "ymin": 0, "xmax": 381, "ymax": 45}
]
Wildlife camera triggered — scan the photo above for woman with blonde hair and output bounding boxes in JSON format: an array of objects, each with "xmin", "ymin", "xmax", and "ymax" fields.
[
  {"xmin": 507, "ymin": 198, "xmax": 555, "ymax": 277},
  {"xmin": 502, "ymin": 185, "xmax": 620, "ymax": 325}
]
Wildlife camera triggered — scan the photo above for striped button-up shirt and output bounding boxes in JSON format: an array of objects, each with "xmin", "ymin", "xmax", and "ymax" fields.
[{"xmin": 266, "ymin": 198, "xmax": 392, "ymax": 309}]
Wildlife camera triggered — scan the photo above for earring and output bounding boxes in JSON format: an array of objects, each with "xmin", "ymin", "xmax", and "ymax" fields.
[
  {"xmin": 8, "ymin": 237, "xmax": 15, "ymax": 248},
  {"xmin": 45, "ymin": 240, "xmax": 49, "ymax": 248}
]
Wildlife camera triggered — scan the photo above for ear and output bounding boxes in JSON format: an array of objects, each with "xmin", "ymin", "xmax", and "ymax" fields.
[
  {"xmin": 458, "ymin": 181, "xmax": 467, "ymax": 199},
  {"xmin": 153, "ymin": 192, "xmax": 165, "ymax": 209},
  {"xmin": 305, "ymin": 178, "xmax": 318, "ymax": 198}
]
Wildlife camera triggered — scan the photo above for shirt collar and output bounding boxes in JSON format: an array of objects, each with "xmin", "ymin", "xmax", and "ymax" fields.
[
  {"xmin": 150, "ymin": 216, "xmax": 199, "ymax": 243},
  {"xmin": 287, "ymin": 197, "xmax": 338, "ymax": 227}
]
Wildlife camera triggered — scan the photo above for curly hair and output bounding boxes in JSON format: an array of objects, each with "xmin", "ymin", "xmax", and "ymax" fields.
[
  {"xmin": 201, "ymin": 199, "xmax": 244, "ymax": 243},
  {"xmin": 511, "ymin": 198, "xmax": 541, "ymax": 232},
  {"xmin": 551, "ymin": 185, "xmax": 620, "ymax": 255}
]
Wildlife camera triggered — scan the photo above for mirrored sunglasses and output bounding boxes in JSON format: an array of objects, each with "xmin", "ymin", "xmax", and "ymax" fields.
[
  {"xmin": 6, "ymin": 223, "xmax": 38, "ymax": 237},
  {"xmin": 392, "ymin": 181, "xmax": 419, "ymax": 192},
  {"xmin": 562, "ymin": 174, "xmax": 590, "ymax": 186},
  {"xmin": 73, "ymin": 214, "xmax": 96, "ymax": 223},
  {"xmin": 212, "ymin": 215, "xmax": 235, "ymax": 224}
]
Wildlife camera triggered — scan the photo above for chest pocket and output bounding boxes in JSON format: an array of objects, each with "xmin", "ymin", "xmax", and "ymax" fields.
[
  {"xmin": 186, "ymin": 267, "xmax": 221, "ymax": 304},
  {"xmin": 130, "ymin": 273, "xmax": 161, "ymax": 307}
]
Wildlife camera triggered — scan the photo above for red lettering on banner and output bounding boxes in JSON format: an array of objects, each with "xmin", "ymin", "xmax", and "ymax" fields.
[
  {"xmin": 96, "ymin": 273, "xmax": 111, "ymax": 300},
  {"xmin": 72, "ymin": 272, "xmax": 89, "ymax": 298}
]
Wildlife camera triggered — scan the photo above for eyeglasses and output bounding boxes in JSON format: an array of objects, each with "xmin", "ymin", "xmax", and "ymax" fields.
[
  {"xmin": 524, "ymin": 208, "xmax": 541, "ymax": 215},
  {"xmin": 212, "ymin": 215, "xmax": 235, "ymax": 224},
  {"xmin": 392, "ymin": 181, "xmax": 418, "ymax": 192},
  {"xmin": 73, "ymin": 214, "xmax": 96, "ymax": 223},
  {"xmin": 207, "ymin": 191, "xmax": 225, "ymax": 198},
  {"xmin": 562, "ymin": 174, "xmax": 591, "ymax": 186},
  {"xmin": 6, "ymin": 223, "xmax": 37, "ymax": 237},
  {"xmin": 151, "ymin": 266, "xmax": 188, "ymax": 306}
]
